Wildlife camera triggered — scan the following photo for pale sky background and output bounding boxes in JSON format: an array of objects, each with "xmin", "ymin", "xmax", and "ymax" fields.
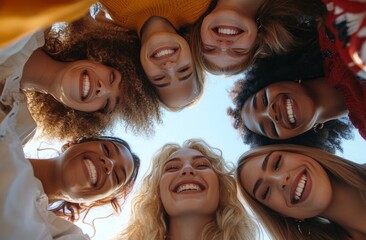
[{"xmin": 25, "ymin": 73, "xmax": 366, "ymax": 240}]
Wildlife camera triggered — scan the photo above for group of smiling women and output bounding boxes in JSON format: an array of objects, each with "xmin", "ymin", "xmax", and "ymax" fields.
[{"xmin": 1, "ymin": 0, "xmax": 365, "ymax": 239}]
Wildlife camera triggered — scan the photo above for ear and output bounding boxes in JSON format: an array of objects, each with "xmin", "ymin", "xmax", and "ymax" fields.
[{"xmin": 61, "ymin": 142, "xmax": 75, "ymax": 152}]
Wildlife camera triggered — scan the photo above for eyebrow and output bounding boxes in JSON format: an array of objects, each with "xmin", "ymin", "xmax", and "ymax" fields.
[
  {"xmin": 164, "ymin": 155, "xmax": 206, "ymax": 166},
  {"xmin": 111, "ymin": 142, "xmax": 127, "ymax": 183},
  {"xmin": 252, "ymin": 152, "xmax": 272, "ymax": 196}
]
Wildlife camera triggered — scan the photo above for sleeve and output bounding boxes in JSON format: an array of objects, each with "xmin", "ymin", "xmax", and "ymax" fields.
[{"xmin": 0, "ymin": 118, "xmax": 89, "ymax": 239}]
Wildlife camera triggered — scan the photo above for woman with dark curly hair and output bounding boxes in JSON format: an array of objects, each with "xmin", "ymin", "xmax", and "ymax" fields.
[
  {"xmin": 228, "ymin": 45, "xmax": 355, "ymax": 153},
  {"xmin": 1, "ymin": 14, "xmax": 161, "ymax": 141}
]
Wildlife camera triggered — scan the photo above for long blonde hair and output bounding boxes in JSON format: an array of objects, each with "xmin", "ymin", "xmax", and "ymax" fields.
[
  {"xmin": 119, "ymin": 139, "xmax": 257, "ymax": 240},
  {"xmin": 237, "ymin": 144, "xmax": 366, "ymax": 240}
]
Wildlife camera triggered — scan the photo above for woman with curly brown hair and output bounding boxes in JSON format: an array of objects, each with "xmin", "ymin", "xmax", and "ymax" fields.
[{"xmin": 1, "ymin": 14, "xmax": 161, "ymax": 141}]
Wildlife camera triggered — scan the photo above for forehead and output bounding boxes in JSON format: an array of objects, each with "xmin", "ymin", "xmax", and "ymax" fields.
[
  {"xmin": 168, "ymin": 148, "xmax": 204, "ymax": 160},
  {"xmin": 239, "ymin": 154, "xmax": 265, "ymax": 190},
  {"xmin": 114, "ymin": 142, "xmax": 134, "ymax": 177},
  {"xmin": 241, "ymin": 95, "xmax": 260, "ymax": 132}
]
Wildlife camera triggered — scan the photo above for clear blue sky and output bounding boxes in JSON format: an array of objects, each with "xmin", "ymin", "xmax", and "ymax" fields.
[{"xmin": 25, "ymin": 73, "xmax": 366, "ymax": 240}]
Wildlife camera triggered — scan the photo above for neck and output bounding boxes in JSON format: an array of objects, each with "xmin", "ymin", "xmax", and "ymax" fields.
[
  {"xmin": 167, "ymin": 214, "xmax": 213, "ymax": 240},
  {"xmin": 304, "ymin": 78, "xmax": 348, "ymax": 123},
  {"xmin": 215, "ymin": 0, "xmax": 264, "ymax": 18},
  {"xmin": 20, "ymin": 48, "xmax": 64, "ymax": 95},
  {"xmin": 140, "ymin": 16, "xmax": 176, "ymax": 40},
  {"xmin": 29, "ymin": 157, "xmax": 63, "ymax": 201},
  {"xmin": 322, "ymin": 179, "xmax": 366, "ymax": 239}
]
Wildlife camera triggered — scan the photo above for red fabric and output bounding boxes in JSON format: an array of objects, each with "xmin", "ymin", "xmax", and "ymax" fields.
[
  {"xmin": 319, "ymin": 27, "xmax": 366, "ymax": 140},
  {"xmin": 322, "ymin": 0, "xmax": 366, "ymax": 79}
]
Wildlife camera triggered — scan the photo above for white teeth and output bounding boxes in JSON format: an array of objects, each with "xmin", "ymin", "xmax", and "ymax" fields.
[
  {"xmin": 154, "ymin": 49, "xmax": 174, "ymax": 58},
  {"xmin": 294, "ymin": 174, "xmax": 307, "ymax": 200},
  {"xmin": 218, "ymin": 28, "xmax": 238, "ymax": 35},
  {"xmin": 286, "ymin": 98, "xmax": 296, "ymax": 124},
  {"xmin": 177, "ymin": 184, "xmax": 201, "ymax": 193},
  {"xmin": 85, "ymin": 159, "xmax": 97, "ymax": 185},
  {"xmin": 82, "ymin": 73, "xmax": 90, "ymax": 98}
]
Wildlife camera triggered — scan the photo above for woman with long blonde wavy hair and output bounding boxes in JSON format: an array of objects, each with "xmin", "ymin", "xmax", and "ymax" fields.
[
  {"xmin": 237, "ymin": 144, "xmax": 366, "ymax": 240},
  {"xmin": 119, "ymin": 138, "xmax": 257, "ymax": 240}
]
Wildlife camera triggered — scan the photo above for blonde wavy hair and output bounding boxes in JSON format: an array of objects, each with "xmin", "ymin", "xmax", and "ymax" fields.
[
  {"xmin": 237, "ymin": 144, "xmax": 366, "ymax": 240},
  {"xmin": 190, "ymin": 0, "xmax": 325, "ymax": 75},
  {"xmin": 119, "ymin": 139, "xmax": 257, "ymax": 240}
]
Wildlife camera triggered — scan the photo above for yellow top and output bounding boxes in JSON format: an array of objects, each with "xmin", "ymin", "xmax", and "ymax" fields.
[
  {"xmin": 100, "ymin": 0, "xmax": 211, "ymax": 33},
  {"xmin": 0, "ymin": 0, "xmax": 96, "ymax": 48}
]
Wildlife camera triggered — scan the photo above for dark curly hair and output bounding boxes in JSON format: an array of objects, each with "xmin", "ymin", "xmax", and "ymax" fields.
[
  {"xmin": 228, "ymin": 44, "xmax": 354, "ymax": 153},
  {"xmin": 48, "ymin": 136, "xmax": 140, "ymax": 223},
  {"xmin": 190, "ymin": 0, "xmax": 326, "ymax": 75},
  {"xmin": 26, "ymin": 14, "xmax": 161, "ymax": 141}
]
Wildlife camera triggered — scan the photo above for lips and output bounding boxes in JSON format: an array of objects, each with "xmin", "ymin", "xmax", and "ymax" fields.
[
  {"xmin": 150, "ymin": 46, "xmax": 179, "ymax": 60},
  {"xmin": 83, "ymin": 159, "xmax": 98, "ymax": 186},
  {"xmin": 291, "ymin": 171, "xmax": 311, "ymax": 204},
  {"xmin": 212, "ymin": 25, "xmax": 244, "ymax": 37},
  {"xmin": 278, "ymin": 95, "xmax": 298, "ymax": 129},
  {"xmin": 173, "ymin": 180, "xmax": 205, "ymax": 194},
  {"xmin": 79, "ymin": 70, "xmax": 93, "ymax": 101}
]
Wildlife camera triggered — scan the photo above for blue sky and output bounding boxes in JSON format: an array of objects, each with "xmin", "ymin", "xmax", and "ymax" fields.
[{"xmin": 25, "ymin": 73, "xmax": 366, "ymax": 239}]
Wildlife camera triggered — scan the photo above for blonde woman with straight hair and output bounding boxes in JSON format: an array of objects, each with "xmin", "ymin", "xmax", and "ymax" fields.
[
  {"xmin": 237, "ymin": 144, "xmax": 366, "ymax": 240},
  {"xmin": 119, "ymin": 139, "xmax": 257, "ymax": 240}
]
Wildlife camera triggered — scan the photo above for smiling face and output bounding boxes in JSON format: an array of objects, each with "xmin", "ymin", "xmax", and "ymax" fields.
[
  {"xmin": 53, "ymin": 60, "xmax": 123, "ymax": 113},
  {"xmin": 159, "ymin": 148, "xmax": 220, "ymax": 217},
  {"xmin": 58, "ymin": 140, "xmax": 134, "ymax": 203},
  {"xmin": 239, "ymin": 151, "xmax": 332, "ymax": 219},
  {"xmin": 140, "ymin": 32, "xmax": 198, "ymax": 108},
  {"xmin": 241, "ymin": 81, "xmax": 317, "ymax": 139},
  {"xmin": 200, "ymin": 7, "xmax": 257, "ymax": 70}
]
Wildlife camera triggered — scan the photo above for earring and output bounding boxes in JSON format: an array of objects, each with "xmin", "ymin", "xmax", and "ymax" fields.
[
  {"xmin": 297, "ymin": 79, "xmax": 302, "ymax": 84},
  {"xmin": 256, "ymin": 17, "xmax": 262, "ymax": 31},
  {"xmin": 296, "ymin": 220, "xmax": 311, "ymax": 235},
  {"xmin": 313, "ymin": 123, "xmax": 324, "ymax": 133}
]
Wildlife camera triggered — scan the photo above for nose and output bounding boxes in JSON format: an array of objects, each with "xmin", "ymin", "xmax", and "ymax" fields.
[
  {"xmin": 268, "ymin": 171, "xmax": 290, "ymax": 190},
  {"xmin": 268, "ymin": 103, "xmax": 279, "ymax": 122},
  {"xmin": 100, "ymin": 156, "xmax": 114, "ymax": 175},
  {"xmin": 96, "ymin": 80, "xmax": 113, "ymax": 97},
  {"xmin": 216, "ymin": 39, "xmax": 233, "ymax": 48},
  {"xmin": 161, "ymin": 60, "xmax": 176, "ymax": 70},
  {"xmin": 180, "ymin": 164, "xmax": 196, "ymax": 176}
]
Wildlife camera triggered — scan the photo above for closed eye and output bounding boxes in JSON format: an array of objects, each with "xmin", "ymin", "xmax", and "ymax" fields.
[
  {"xmin": 262, "ymin": 186, "xmax": 269, "ymax": 200},
  {"xmin": 273, "ymin": 155, "xmax": 282, "ymax": 170},
  {"xmin": 271, "ymin": 123, "xmax": 279, "ymax": 138},
  {"xmin": 103, "ymin": 144, "xmax": 110, "ymax": 157},
  {"xmin": 110, "ymin": 71, "xmax": 115, "ymax": 84},
  {"xmin": 262, "ymin": 90, "xmax": 268, "ymax": 107},
  {"xmin": 113, "ymin": 169, "xmax": 120, "ymax": 184},
  {"xmin": 100, "ymin": 99, "xmax": 110, "ymax": 114}
]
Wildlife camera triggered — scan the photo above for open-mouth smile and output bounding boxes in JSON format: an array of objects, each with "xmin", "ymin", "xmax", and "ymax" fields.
[
  {"xmin": 173, "ymin": 181, "xmax": 205, "ymax": 194},
  {"xmin": 151, "ymin": 47, "xmax": 179, "ymax": 60},
  {"xmin": 80, "ymin": 70, "xmax": 92, "ymax": 101},
  {"xmin": 212, "ymin": 26, "xmax": 244, "ymax": 37},
  {"xmin": 84, "ymin": 159, "xmax": 98, "ymax": 185}
]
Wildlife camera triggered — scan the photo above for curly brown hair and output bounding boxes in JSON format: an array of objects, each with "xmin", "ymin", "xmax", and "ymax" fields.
[
  {"xmin": 26, "ymin": 14, "xmax": 161, "ymax": 140},
  {"xmin": 48, "ymin": 136, "xmax": 140, "ymax": 223}
]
